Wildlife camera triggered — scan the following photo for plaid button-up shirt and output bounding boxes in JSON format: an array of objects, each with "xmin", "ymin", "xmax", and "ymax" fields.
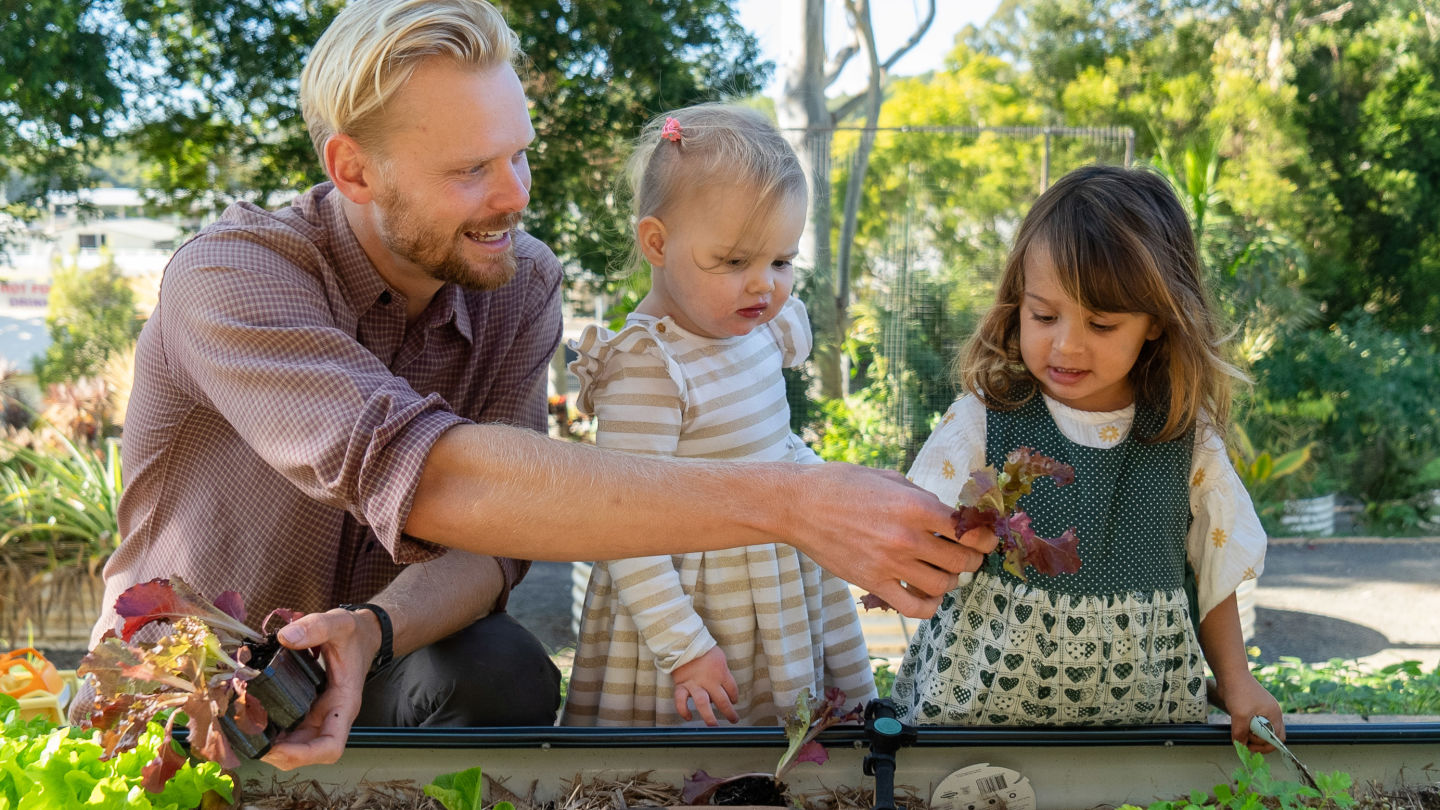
[{"xmin": 92, "ymin": 182, "xmax": 564, "ymax": 645}]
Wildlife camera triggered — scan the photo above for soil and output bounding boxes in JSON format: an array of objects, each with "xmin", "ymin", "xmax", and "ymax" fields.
[
  {"xmin": 709, "ymin": 775, "xmax": 788, "ymax": 807},
  {"xmin": 234, "ymin": 772, "xmax": 1439, "ymax": 810},
  {"xmin": 243, "ymin": 633, "xmax": 282, "ymax": 670}
]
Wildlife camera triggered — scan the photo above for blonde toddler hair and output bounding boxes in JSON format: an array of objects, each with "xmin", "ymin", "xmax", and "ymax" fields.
[
  {"xmin": 300, "ymin": 0, "xmax": 519, "ymax": 164},
  {"xmin": 623, "ymin": 103, "xmax": 806, "ymax": 273}
]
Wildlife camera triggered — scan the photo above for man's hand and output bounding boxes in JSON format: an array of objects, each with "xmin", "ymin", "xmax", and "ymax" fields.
[
  {"xmin": 672, "ymin": 646, "xmax": 740, "ymax": 726},
  {"xmin": 259, "ymin": 608, "xmax": 381, "ymax": 770},
  {"xmin": 790, "ymin": 464, "xmax": 998, "ymax": 619}
]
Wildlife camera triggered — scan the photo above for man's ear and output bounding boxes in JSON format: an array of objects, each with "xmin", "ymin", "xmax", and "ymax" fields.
[
  {"xmin": 324, "ymin": 134, "xmax": 379, "ymax": 204},
  {"xmin": 636, "ymin": 216, "xmax": 667, "ymax": 267}
]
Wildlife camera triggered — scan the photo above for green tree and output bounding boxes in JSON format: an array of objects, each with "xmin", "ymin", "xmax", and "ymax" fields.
[
  {"xmin": 500, "ymin": 1, "xmax": 768, "ymax": 279},
  {"xmin": 126, "ymin": 0, "xmax": 767, "ymax": 276},
  {"xmin": 0, "ymin": 0, "xmax": 123, "ymax": 229},
  {"xmin": 1290, "ymin": 2, "xmax": 1440, "ymax": 329},
  {"xmin": 36, "ymin": 255, "xmax": 143, "ymax": 387},
  {"xmin": 4, "ymin": 1, "xmax": 767, "ymax": 279}
]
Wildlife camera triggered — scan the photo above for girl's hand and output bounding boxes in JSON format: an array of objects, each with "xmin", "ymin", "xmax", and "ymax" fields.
[
  {"xmin": 1215, "ymin": 673, "xmax": 1284, "ymax": 753},
  {"xmin": 672, "ymin": 646, "xmax": 740, "ymax": 726}
]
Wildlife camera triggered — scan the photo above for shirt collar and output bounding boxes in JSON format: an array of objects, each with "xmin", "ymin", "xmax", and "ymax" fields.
[{"xmin": 321, "ymin": 183, "xmax": 474, "ymax": 344}]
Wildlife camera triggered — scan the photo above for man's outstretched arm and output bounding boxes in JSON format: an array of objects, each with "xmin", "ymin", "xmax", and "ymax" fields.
[{"xmin": 406, "ymin": 423, "xmax": 995, "ymax": 618}]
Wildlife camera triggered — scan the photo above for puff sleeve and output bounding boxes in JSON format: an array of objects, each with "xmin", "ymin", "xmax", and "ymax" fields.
[
  {"xmin": 1187, "ymin": 426, "xmax": 1268, "ymax": 622},
  {"xmin": 765, "ymin": 297, "xmax": 814, "ymax": 369},
  {"xmin": 906, "ymin": 395, "xmax": 989, "ymax": 507}
]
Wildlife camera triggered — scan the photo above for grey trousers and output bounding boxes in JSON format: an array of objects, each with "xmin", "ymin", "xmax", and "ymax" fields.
[{"xmin": 354, "ymin": 612, "xmax": 562, "ymax": 727}]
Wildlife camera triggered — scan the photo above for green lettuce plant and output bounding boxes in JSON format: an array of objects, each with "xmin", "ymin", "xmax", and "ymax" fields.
[{"xmin": 0, "ymin": 693, "xmax": 233, "ymax": 810}]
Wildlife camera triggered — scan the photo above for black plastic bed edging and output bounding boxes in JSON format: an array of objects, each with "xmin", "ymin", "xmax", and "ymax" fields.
[{"xmin": 339, "ymin": 721, "xmax": 1440, "ymax": 749}]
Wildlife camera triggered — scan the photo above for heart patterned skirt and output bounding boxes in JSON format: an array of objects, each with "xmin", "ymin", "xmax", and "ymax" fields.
[{"xmin": 892, "ymin": 571, "xmax": 1208, "ymax": 726}]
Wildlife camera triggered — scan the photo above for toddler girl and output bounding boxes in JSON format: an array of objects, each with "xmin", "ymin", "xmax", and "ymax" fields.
[
  {"xmin": 560, "ymin": 103, "xmax": 876, "ymax": 727},
  {"xmin": 891, "ymin": 164, "xmax": 1284, "ymax": 750}
]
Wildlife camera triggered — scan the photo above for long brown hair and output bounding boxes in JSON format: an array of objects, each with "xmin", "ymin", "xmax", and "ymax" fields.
[{"xmin": 960, "ymin": 164, "xmax": 1243, "ymax": 441}]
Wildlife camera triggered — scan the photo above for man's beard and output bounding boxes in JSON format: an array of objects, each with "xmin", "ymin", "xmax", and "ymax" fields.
[{"xmin": 374, "ymin": 186, "xmax": 521, "ymax": 292}]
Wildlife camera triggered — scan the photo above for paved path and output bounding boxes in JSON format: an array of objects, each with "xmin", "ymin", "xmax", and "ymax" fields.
[{"xmin": 509, "ymin": 536, "xmax": 1440, "ymax": 672}]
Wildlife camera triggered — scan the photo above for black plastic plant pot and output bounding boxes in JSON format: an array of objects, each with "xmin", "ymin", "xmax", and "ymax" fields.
[{"xmin": 219, "ymin": 639, "xmax": 327, "ymax": 760}]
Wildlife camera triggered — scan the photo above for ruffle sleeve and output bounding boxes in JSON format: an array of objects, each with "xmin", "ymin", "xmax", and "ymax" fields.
[
  {"xmin": 567, "ymin": 320, "xmax": 687, "ymax": 417},
  {"xmin": 764, "ymin": 297, "xmax": 814, "ymax": 369},
  {"xmin": 1187, "ymin": 426, "xmax": 1267, "ymax": 622}
]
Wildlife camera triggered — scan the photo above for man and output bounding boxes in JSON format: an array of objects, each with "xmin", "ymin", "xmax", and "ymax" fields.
[{"xmin": 86, "ymin": 0, "xmax": 996, "ymax": 769}]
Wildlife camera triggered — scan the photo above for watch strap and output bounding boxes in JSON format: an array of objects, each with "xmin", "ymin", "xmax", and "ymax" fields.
[{"xmin": 339, "ymin": 603, "xmax": 393, "ymax": 674}]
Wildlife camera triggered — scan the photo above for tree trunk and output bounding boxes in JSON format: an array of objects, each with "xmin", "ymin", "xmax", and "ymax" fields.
[{"xmin": 777, "ymin": 0, "xmax": 844, "ymax": 398}]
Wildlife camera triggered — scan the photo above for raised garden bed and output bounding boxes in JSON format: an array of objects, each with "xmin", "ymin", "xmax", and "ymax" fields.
[{"xmin": 231, "ymin": 719, "xmax": 1440, "ymax": 809}]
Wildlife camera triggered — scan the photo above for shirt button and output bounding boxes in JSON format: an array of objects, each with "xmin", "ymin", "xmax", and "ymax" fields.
[
  {"xmin": 656, "ymin": 323, "xmax": 666, "ymax": 333},
  {"xmin": 379, "ymin": 291, "xmax": 393, "ymax": 305}
]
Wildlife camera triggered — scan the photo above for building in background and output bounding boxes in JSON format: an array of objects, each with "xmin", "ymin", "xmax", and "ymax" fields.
[{"xmin": 0, "ymin": 188, "xmax": 189, "ymax": 372}]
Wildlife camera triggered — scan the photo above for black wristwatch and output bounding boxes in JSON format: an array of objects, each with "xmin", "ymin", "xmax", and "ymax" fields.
[{"xmin": 339, "ymin": 603, "xmax": 394, "ymax": 674}]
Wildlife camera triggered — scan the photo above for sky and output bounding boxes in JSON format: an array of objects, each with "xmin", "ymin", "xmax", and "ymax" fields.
[{"xmin": 733, "ymin": 0, "xmax": 1003, "ymax": 97}]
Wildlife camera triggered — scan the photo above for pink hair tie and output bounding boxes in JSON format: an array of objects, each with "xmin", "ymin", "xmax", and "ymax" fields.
[{"xmin": 661, "ymin": 117, "xmax": 683, "ymax": 143}]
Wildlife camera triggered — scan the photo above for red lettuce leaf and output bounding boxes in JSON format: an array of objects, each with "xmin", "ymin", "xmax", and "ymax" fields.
[
  {"xmin": 114, "ymin": 577, "xmax": 259, "ymax": 642},
  {"xmin": 857, "ymin": 592, "xmax": 894, "ymax": 611},
  {"xmin": 140, "ymin": 722, "xmax": 188, "ymax": 793},
  {"xmin": 682, "ymin": 769, "xmax": 726, "ymax": 805},
  {"xmin": 954, "ymin": 447, "xmax": 1080, "ymax": 582}
]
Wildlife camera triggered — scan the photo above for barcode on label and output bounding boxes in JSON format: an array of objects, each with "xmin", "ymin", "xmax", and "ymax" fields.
[{"xmin": 977, "ymin": 774, "xmax": 1008, "ymax": 794}]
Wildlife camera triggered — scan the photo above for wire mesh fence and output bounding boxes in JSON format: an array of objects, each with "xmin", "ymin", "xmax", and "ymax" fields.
[{"xmin": 791, "ymin": 125, "xmax": 1135, "ymax": 469}]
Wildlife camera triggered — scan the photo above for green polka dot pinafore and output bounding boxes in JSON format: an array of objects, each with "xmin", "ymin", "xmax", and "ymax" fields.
[{"xmin": 892, "ymin": 395, "xmax": 1208, "ymax": 726}]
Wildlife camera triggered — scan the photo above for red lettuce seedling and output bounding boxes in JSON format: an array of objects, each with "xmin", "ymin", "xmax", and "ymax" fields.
[
  {"xmin": 956, "ymin": 446, "xmax": 1080, "ymax": 581},
  {"xmin": 682, "ymin": 687, "xmax": 862, "ymax": 805},
  {"xmin": 775, "ymin": 686, "xmax": 862, "ymax": 780},
  {"xmin": 77, "ymin": 576, "xmax": 309, "ymax": 790},
  {"xmin": 861, "ymin": 447, "xmax": 1081, "ymax": 611}
]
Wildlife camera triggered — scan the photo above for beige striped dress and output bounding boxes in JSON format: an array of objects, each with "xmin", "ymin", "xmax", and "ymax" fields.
[{"xmin": 560, "ymin": 298, "xmax": 876, "ymax": 726}]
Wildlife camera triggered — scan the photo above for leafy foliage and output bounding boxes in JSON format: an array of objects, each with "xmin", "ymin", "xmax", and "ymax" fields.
[
  {"xmin": 680, "ymin": 687, "xmax": 862, "ymax": 805},
  {"xmin": 0, "ymin": 693, "xmax": 233, "ymax": 810},
  {"xmin": 1252, "ymin": 312, "xmax": 1440, "ymax": 514},
  {"xmin": 1117, "ymin": 740, "xmax": 1356, "ymax": 810},
  {"xmin": 0, "ymin": 0, "xmax": 122, "ymax": 228},
  {"xmin": 77, "ymin": 576, "xmax": 306, "ymax": 781},
  {"xmin": 1227, "ymin": 423, "xmax": 1312, "ymax": 501},
  {"xmin": 425, "ymin": 766, "xmax": 515, "ymax": 810},
  {"xmin": 35, "ymin": 255, "xmax": 143, "ymax": 389},
  {"xmin": 0, "ymin": 432, "xmax": 122, "ymax": 646},
  {"xmin": 774, "ymin": 686, "xmax": 862, "ymax": 780},
  {"xmin": 954, "ymin": 447, "xmax": 1081, "ymax": 581},
  {"xmin": 1253, "ymin": 656, "xmax": 1440, "ymax": 717},
  {"xmin": 2, "ymin": 1, "xmax": 767, "ymax": 276},
  {"xmin": 859, "ymin": 448, "xmax": 1080, "ymax": 612}
]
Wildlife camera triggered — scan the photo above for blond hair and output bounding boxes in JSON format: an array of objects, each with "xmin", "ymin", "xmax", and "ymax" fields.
[
  {"xmin": 300, "ymin": 0, "xmax": 519, "ymax": 163},
  {"xmin": 622, "ymin": 103, "xmax": 806, "ymax": 273},
  {"xmin": 961, "ymin": 164, "xmax": 1243, "ymax": 442}
]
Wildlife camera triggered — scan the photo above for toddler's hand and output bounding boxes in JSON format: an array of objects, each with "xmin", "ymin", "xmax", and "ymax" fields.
[
  {"xmin": 1217, "ymin": 674, "xmax": 1284, "ymax": 753},
  {"xmin": 672, "ymin": 646, "xmax": 739, "ymax": 726}
]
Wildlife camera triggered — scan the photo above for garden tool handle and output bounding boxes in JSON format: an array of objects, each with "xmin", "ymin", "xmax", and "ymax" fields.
[{"xmin": 1250, "ymin": 715, "xmax": 1319, "ymax": 791}]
